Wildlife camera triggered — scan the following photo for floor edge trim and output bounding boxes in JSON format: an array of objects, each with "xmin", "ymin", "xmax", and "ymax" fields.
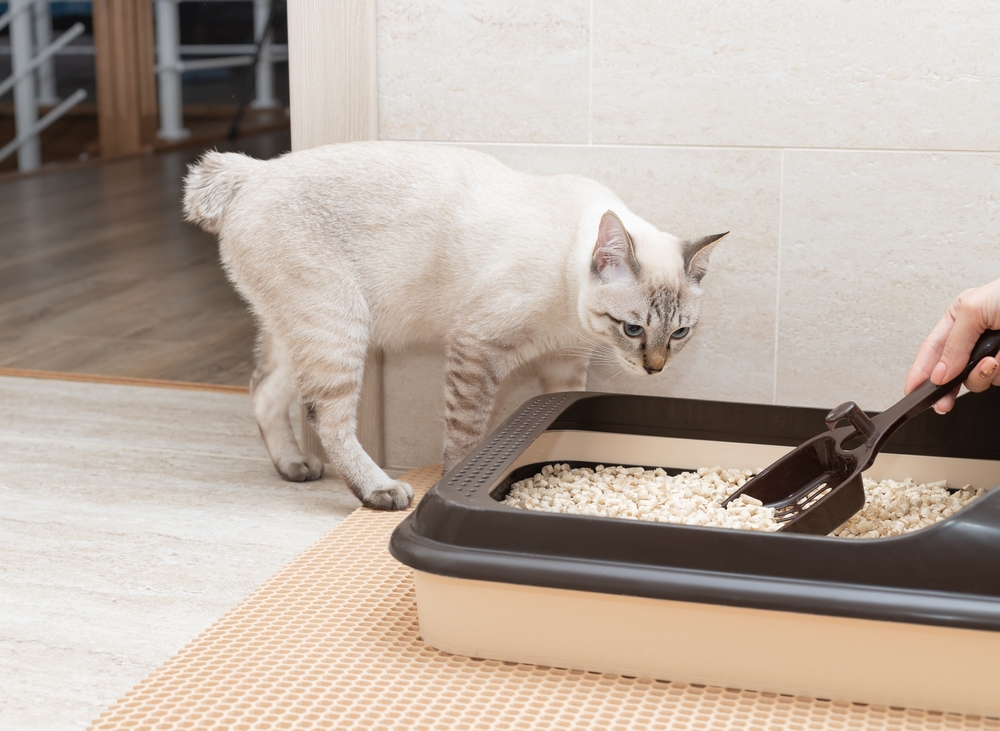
[{"xmin": 0, "ymin": 368, "xmax": 249, "ymax": 394}]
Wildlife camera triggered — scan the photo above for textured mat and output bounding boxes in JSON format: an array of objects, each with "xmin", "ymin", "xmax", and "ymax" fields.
[{"xmin": 90, "ymin": 465, "xmax": 1000, "ymax": 731}]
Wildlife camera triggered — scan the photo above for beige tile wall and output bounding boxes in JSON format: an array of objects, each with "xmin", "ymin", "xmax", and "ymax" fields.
[
  {"xmin": 376, "ymin": 1, "xmax": 1000, "ymax": 469},
  {"xmin": 777, "ymin": 151, "xmax": 1000, "ymax": 409},
  {"xmin": 377, "ymin": 0, "xmax": 590, "ymax": 143},
  {"xmin": 591, "ymin": 1, "xmax": 1000, "ymax": 150}
]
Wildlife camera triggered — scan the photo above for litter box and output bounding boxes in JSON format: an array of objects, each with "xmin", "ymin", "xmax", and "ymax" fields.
[{"xmin": 389, "ymin": 390, "xmax": 1000, "ymax": 717}]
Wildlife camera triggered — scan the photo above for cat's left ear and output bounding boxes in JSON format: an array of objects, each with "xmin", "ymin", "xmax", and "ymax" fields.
[
  {"xmin": 684, "ymin": 232, "xmax": 729, "ymax": 284},
  {"xmin": 592, "ymin": 210, "xmax": 640, "ymax": 283}
]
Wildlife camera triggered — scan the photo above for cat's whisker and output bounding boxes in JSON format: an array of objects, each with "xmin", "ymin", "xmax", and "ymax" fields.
[
  {"xmin": 587, "ymin": 351, "xmax": 621, "ymax": 365},
  {"xmin": 590, "ymin": 361, "xmax": 622, "ymax": 372},
  {"xmin": 560, "ymin": 349, "xmax": 599, "ymax": 359},
  {"xmin": 590, "ymin": 361, "xmax": 623, "ymax": 372},
  {"xmin": 588, "ymin": 357, "xmax": 632, "ymax": 382},
  {"xmin": 563, "ymin": 326, "xmax": 604, "ymax": 350},
  {"xmin": 610, "ymin": 367, "xmax": 631, "ymax": 382}
]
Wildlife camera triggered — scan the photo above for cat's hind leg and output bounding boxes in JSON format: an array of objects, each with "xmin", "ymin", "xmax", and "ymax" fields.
[
  {"xmin": 250, "ymin": 329, "xmax": 324, "ymax": 482},
  {"xmin": 290, "ymin": 305, "xmax": 413, "ymax": 511}
]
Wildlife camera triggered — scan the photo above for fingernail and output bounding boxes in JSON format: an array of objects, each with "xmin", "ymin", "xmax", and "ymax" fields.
[
  {"xmin": 979, "ymin": 360, "xmax": 999, "ymax": 379},
  {"xmin": 931, "ymin": 361, "xmax": 947, "ymax": 384}
]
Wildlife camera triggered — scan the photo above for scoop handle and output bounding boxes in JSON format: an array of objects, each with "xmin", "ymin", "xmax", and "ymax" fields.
[{"xmin": 872, "ymin": 329, "xmax": 1000, "ymax": 438}]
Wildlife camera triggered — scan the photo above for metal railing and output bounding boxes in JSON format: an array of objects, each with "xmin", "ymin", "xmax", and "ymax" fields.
[
  {"xmin": 0, "ymin": 0, "xmax": 286, "ymax": 169},
  {"xmin": 0, "ymin": 0, "xmax": 88, "ymax": 171},
  {"xmin": 154, "ymin": 0, "xmax": 286, "ymax": 141}
]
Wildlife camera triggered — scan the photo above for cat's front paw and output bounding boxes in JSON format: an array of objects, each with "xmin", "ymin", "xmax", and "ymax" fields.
[
  {"xmin": 360, "ymin": 479, "xmax": 414, "ymax": 511},
  {"xmin": 276, "ymin": 454, "xmax": 324, "ymax": 482}
]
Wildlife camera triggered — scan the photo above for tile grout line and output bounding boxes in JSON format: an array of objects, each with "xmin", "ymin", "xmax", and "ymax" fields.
[
  {"xmin": 0, "ymin": 434, "xmax": 272, "ymax": 463},
  {"xmin": 772, "ymin": 150, "xmax": 785, "ymax": 406},
  {"xmin": 588, "ymin": 0, "xmax": 594, "ymax": 146},
  {"xmin": 432, "ymin": 140, "xmax": 1000, "ymax": 156}
]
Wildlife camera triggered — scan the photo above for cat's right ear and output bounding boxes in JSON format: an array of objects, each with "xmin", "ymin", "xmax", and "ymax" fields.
[
  {"xmin": 592, "ymin": 211, "xmax": 639, "ymax": 282},
  {"xmin": 684, "ymin": 232, "xmax": 729, "ymax": 285}
]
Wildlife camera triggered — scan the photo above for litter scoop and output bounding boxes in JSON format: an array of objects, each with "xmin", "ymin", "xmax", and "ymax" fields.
[{"xmin": 722, "ymin": 329, "xmax": 1000, "ymax": 535}]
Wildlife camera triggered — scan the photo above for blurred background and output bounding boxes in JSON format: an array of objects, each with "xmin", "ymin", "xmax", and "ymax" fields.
[
  {"xmin": 0, "ymin": 0, "xmax": 289, "ymax": 172},
  {"xmin": 0, "ymin": 0, "xmax": 293, "ymax": 397}
]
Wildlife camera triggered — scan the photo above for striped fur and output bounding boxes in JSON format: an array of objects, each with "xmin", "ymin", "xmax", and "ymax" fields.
[{"xmin": 183, "ymin": 142, "xmax": 726, "ymax": 510}]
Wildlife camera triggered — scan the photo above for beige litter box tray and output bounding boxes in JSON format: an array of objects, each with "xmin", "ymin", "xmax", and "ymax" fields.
[{"xmin": 390, "ymin": 392, "xmax": 1000, "ymax": 718}]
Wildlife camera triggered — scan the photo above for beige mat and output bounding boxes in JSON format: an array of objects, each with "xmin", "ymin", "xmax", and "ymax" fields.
[{"xmin": 89, "ymin": 465, "xmax": 1000, "ymax": 730}]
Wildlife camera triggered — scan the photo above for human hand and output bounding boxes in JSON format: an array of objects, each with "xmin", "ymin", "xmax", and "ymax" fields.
[{"xmin": 904, "ymin": 278, "xmax": 1000, "ymax": 413}]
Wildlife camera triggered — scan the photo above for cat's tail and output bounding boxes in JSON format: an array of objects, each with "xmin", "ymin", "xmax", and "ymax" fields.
[{"xmin": 182, "ymin": 151, "xmax": 261, "ymax": 234}]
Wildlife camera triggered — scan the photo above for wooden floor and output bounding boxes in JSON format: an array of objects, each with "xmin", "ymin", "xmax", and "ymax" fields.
[
  {"xmin": 0, "ymin": 105, "xmax": 291, "ymax": 174},
  {"xmin": 0, "ymin": 130, "xmax": 291, "ymax": 386}
]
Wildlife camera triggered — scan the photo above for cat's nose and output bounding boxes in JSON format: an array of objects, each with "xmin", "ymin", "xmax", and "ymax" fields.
[{"xmin": 645, "ymin": 352, "xmax": 667, "ymax": 373}]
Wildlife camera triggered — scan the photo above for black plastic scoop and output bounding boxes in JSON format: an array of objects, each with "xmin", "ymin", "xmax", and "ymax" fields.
[{"xmin": 722, "ymin": 329, "xmax": 1000, "ymax": 535}]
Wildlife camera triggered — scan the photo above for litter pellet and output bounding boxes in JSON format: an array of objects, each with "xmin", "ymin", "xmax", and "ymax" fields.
[
  {"xmin": 502, "ymin": 463, "xmax": 986, "ymax": 538},
  {"xmin": 832, "ymin": 477, "xmax": 985, "ymax": 539}
]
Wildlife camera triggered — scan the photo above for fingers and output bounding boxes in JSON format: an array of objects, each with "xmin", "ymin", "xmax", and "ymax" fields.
[
  {"xmin": 931, "ymin": 306, "xmax": 986, "ymax": 384},
  {"xmin": 907, "ymin": 279, "xmax": 1000, "ymax": 411},
  {"xmin": 931, "ymin": 385, "xmax": 960, "ymax": 415},
  {"xmin": 904, "ymin": 311, "xmax": 955, "ymax": 395},
  {"xmin": 965, "ymin": 356, "xmax": 1000, "ymax": 393},
  {"xmin": 935, "ymin": 355, "xmax": 1000, "ymax": 413},
  {"xmin": 931, "ymin": 280, "xmax": 1000, "ymax": 383}
]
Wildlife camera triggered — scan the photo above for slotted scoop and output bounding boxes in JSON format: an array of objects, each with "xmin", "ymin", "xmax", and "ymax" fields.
[{"xmin": 722, "ymin": 329, "xmax": 1000, "ymax": 534}]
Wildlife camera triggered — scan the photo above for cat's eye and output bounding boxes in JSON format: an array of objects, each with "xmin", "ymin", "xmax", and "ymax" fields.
[
  {"xmin": 623, "ymin": 322, "xmax": 644, "ymax": 338},
  {"xmin": 671, "ymin": 327, "xmax": 690, "ymax": 339}
]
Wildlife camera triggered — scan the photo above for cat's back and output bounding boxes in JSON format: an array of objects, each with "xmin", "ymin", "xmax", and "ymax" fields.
[
  {"xmin": 193, "ymin": 141, "xmax": 605, "ymax": 249},
  {"xmin": 291, "ymin": 140, "xmax": 509, "ymax": 180},
  {"xmin": 217, "ymin": 142, "xmax": 598, "ymax": 271},
  {"xmin": 242, "ymin": 142, "xmax": 597, "ymax": 229},
  {"xmin": 260, "ymin": 141, "xmax": 523, "ymax": 210}
]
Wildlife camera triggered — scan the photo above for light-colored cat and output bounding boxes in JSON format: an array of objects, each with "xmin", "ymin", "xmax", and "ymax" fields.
[{"xmin": 183, "ymin": 142, "xmax": 726, "ymax": 510}]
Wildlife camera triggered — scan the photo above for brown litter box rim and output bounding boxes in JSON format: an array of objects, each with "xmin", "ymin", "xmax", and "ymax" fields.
[{"xmin": 391, "ymin": 391, "xmax": 1000, "ymax": 633}]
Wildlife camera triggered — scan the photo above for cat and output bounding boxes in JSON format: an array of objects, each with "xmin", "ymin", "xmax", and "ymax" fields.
[{"xmin": 183, "ymin": 141, "xmax": 727, "ymax": 510}]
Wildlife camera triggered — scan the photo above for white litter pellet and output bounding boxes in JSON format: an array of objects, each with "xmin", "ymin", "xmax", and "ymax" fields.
[
  {"xmin": 502, "ymin": 463, "xmax": 986, "ymax": 538},
  {"xmin": 832, "ymin": 477, "xmax": 985, "ymax": 539}
]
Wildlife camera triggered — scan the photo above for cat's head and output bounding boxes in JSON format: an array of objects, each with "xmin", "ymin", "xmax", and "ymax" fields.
[{"xmin": 578, "ymin": 210, "xmax": 727, "ymax": 376}]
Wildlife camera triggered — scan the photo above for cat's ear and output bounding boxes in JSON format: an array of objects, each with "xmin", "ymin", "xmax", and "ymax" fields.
[
  {"xmin": 592, "ymin": 210, "xmax": 639, "ymax": 282},
  {"xmin": 684, "ymin": 232, "xmax": 728, "ymax": 284}
]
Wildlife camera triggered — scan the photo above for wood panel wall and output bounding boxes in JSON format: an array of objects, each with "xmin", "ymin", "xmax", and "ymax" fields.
[
  {"xmin": 287, "ymin": 0, "xmax": 384, "ymax": 467},
  {"xmin": 287, "ymin": 0, "xmax": 378, "ymax": 148},
  {"xmin": 92, "ymin": 0, "xmax": 158, "ymax": 158}
]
